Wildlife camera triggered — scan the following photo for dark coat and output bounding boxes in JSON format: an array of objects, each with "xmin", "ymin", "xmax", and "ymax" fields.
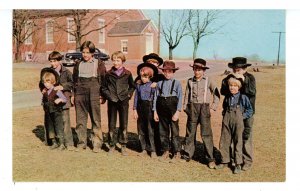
[
  {"xmin": 221, "ymin": 72, "xmax": 256, "ymax": 113},
  {"xmin": 101, "ymin": 67, "xmax": 135, "ymax": 102}
]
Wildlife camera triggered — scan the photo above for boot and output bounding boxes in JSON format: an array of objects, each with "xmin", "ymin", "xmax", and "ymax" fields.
[
  {"xmin": 121, "ymin": 145, "xmax": 128, "ymax": 156},
  {"xmin": 138, "ymin": 150, "xmax": 148, "ymax": 157},
  {"xmin": 107, "ymin": 146, "xmax": 115, "ymax": 155},
  {"xmin": 58, "ymin": 138, "xmax": 66, "ymax": 151},
  {"xmin": 50, "ymin": 139, "xmax": 59, "ymax": 150}
]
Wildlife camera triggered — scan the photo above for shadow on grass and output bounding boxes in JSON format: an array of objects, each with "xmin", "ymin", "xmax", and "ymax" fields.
[{"xmin": 32, "ymin": 126, "xmax": 221, "ymax": 164}]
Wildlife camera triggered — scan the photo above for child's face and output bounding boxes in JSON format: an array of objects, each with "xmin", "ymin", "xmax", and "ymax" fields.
[
  {"xmin": 229, "ymin": 83, "xmax": 240, "ymax": 95},
  {"xmin": 112, "ymin": 56, "xmax": 124, "ymax": 69},
  {"xmin": 141, "ymin": 75, "xmax": 150, "ymax": 83},
  {"xmin": 82, "ymin": 48, "xmax": 94, "ymax": 62},
  {"xmin": 49, "ymin": 59, "xmax": 61, "ymax": 69},
  {"xmin": 193, "ymin": 67, "xmax": 204, "ymax": 79},
  {"xmin": 163, "ymin": 69, "xmax": 174, "ymax": 80},
  {"xmin": 43, "ymin": 81, "xmax": 54, "ymax": 90},
  {"xmin": 233, "ymin": 67, "xmax": 246, "ymax": 75}
]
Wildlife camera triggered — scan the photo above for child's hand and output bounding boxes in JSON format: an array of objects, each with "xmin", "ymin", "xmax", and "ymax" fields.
[
  {"xmin": 54, "ymin": 98, "xmax": 63, "ymax": 104},
  {"xmin": 41, "ymin": 88, "xmax": 47, "ymax": 94},
  {"xmin": 172, "ymin": 111, "xmax": 180, "ymax": 121},
  {"xmin": 54, "ymin": 85, "xmax": 63, "ymax": 91},
  {"xmin": 150, "ymin": 82, "xmax": 157, "ymax": 88},
  {"xmin": 154, "ymin": 111, "xmax": 159, "ymax": 122},
  {"xmin": 133, "ymin": 110, "xmax": 138, "ymax": 120},
  {"xmin": 136, "ymin": 79, "xmax": 141, "ymax": 84},
  {"xmin": 100, "ymin": 96, "xmax": 106, "ymax": 104}
]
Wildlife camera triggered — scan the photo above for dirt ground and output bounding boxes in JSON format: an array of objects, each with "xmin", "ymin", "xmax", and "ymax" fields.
[{"xmin": 12, "ymin": 66, "xmax": 285, "ymax": 182}]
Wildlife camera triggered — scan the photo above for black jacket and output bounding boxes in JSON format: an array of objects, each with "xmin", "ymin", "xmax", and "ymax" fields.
[
  {"xmin": 101, "ymin": 67, "xmax": 135, "ymax": 102},
  {"xmin": 220, "ymin": 72, "xmax": 256, "ymax": 113}
]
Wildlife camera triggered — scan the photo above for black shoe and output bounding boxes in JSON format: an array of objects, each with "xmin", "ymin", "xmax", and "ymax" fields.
[{"xmin": 180, "ymin": 155, "xmax": 190, "ymax": 162}]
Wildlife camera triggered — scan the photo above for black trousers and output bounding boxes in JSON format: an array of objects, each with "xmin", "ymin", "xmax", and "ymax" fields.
[
  {"xmin": 156, "ymin": 96, "xmax": 181, "ymax": 153},
  {"xmin": 107, "ymin": 99, "xmax": 129, "ymax": 147},
  {"xmin": 137, "ymin": 100, "xmax": 156, "ymax": 152},
  {"xmin": 74, "ymin": 78, "xmax": 103, "ymax": 148},
  {"xmin": 44, "ymin": 110, "xmax": 64, "ymax": 144},
  {"xmin": 183, "ymin": 103, "xmax": 215, "ymax": 161}
]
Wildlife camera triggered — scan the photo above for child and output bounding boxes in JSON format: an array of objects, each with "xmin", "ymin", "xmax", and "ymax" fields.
[
  {"xmin": 133, "ymin": 63, "xmax": 158, "ymax": 158},
  {"xmin": 153, "ymin": 60, "xmax": 183, "ymax": 161},
  {"xmin": 101, "ymin": 51, "xmax": 135, "ymax": 156},
  {"xmin": 135, "ymin": 53, "xmax": 165, "ymax": 83},
  {"xmin": 39, "ymin": 51, "xmax": 75, "ymax": 151},
  {"xmin": 220, "ymin": 57, "xmax": 256, "ymax": 171},
  {"xmin": 135, "ymin": 53, "xmax": 165, "ymax": 155},
  {"xmin": 182, "ymin": 58, "xmax": 220, "ymax": 169},
  {"xmin": 40, "ymin": 68, "xmax": 67, "ymax": 150},
  {"xmin": 73, "ymin": 41, "xmax": 106, "ymax": 153},
  {"xmin": 216, "ymin": 73, "xmax": 253, "ymax": 174}
]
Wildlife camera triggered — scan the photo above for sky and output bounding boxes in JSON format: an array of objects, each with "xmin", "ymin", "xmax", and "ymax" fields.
[{"xmin": 143, "ymin": 10, "xmax": 286, "ymax": 63}]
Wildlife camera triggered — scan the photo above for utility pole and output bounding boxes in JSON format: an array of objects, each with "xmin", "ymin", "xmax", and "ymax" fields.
[
  {"xmin": 272, "ymin": 31, "xmax": 285, "ymax": 66},
  {"xmin": 157, "ymin": 9, "xmax": 161, "ymax": 55}
]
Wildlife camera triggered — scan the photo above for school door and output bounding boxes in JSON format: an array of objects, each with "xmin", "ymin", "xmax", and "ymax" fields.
[{"xmin": 145, "ymin": 33, "xmax": 154, "ymax": 54}]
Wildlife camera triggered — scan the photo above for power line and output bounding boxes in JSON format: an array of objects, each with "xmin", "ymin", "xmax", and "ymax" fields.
[{"xmin": 272, "ymin": 31, "xmax": 285, "ymax": 66}]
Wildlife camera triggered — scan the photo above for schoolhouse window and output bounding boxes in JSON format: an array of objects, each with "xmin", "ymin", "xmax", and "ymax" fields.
[
  {"xmin": 46, "ymin": 19, "xmax": 54, "ymax": 44},
  {"xmin": 98, "ymin": 19, "xmax": 105, "ymax": 43},
  {"xmin": 121, "ymin": 40, "xmax": 128, "ymax": 54},
  {"xmin": 67, "ymin": 18, "xmax": 76, "ymax": 43}
]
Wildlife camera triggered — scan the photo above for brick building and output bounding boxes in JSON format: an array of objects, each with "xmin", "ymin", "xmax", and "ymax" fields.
[{"xmin": 13, "ymin": 9, "xmax": 158, "ymax": 63}]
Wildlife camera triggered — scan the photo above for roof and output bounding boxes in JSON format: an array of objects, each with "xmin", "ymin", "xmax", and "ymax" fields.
[{"xmin": 107, "ymin": 20, "xmax": 151, "ymax": 36}]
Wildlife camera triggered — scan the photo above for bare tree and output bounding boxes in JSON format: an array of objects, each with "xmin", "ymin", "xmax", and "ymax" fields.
[
  {"xmin": 13, "ymin": 10, "xmax": 41, "ymax": 62},
  {"xmin": 187, "ymin": 10, "xmax": 224, "ymax": 59},
  {"xmin": 51, "ymin": 10, "xmax": 129, "ymax": 51},
  {"xmin": 161, "ymin": 10, "xmax": 189, "ymax": 60}
]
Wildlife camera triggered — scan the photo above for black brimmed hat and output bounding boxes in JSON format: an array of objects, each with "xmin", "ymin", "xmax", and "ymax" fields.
[
  {"xmin": 136, "ymin": 62, "xmax": 158, "ymax": 77},
  {"xmin": 228, "ymin": 57, "xmax": 252, "ymax": 68},
  {"xmin": 40, "ymin": 67, "xmax": 60, "ymax": 85},
  {"xmin": 142, "ymin": 53, "xmax": 163, "ymax": 66},
  {"xmin": 190, "ymin": 58, "xmax": 210, "ymax": 69}
]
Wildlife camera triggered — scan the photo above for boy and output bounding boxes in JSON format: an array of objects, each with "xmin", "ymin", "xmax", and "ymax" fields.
[
  {"xmin": 133, "ymin": 63, "xmax": 158, "ymax": 158},
  {"xmin": 153, "ymin": 60, "xmax": 183, "ymax": 161},
  {"xmin": 182, "ymin": 58, "xmax": 220, "ymax": 169},
  {"xmin": 39, "ymin": 51, "xmax": 75, "ymax": 151},
  {"xmin": 135, "ymin": 53, "xmax": 165, "ymax": 154},
  {"xmin": 220, "ymin": 57, "xmax": 256, "ymax": 171},
  {"xmin": 40, "ymin": 68, "xmax": 67, "ymax": 150},
  {"xmin": 216, "ymin": 74, "xmax": 253, "ymax": 174},
  {"xmin": 73, "ymin": 41, "xmax": 106, "ymax": 153},
  {"xmin": 101, "ymin": 51, "xmax": 135, "ymax": 156}
]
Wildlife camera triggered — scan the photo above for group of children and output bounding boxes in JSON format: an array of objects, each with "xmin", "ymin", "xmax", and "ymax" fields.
[{"xmin": 39, "ymin": 41, "xmax": 256, "ymax": 174}]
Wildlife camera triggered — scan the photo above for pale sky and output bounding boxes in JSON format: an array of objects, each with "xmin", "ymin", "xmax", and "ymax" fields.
[{"xmin": 144, "ymin": 10, "xmax": 285, "ymax": 63}]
